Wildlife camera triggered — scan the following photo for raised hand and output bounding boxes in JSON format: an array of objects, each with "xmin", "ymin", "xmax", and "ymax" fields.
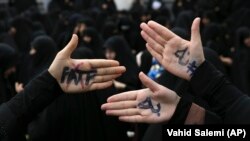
[
  {"xmin": 101, "ymin": 72, "xmax": 180, "ymax": 123},
  {"xmin": 140, "ymin": 18, "xmax": 205, "ymax": 80},
  {"xmin": 48, "ymin": 34, "xmax": 126, "ymax": 93}
]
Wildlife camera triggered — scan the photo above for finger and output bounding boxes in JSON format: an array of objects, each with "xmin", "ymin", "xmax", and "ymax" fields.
[
  {"xmin": 93, "ymin": 74, "xmax": 122, "ymax": 83},
  {"xmin": 191, "ymin": 17, "xmax": 202, "ymax": 45},
  {"xmin": 101, "ymin": 101, "xmax": 137, "ymax": 110},
  {"xmin": 140, "ymin": 23, "xmax": 167, "ymax": 46},
  {"xmin": 96, "ymin": 66, "xmax": 126, "ymax": 75},
  {"xmin": 147, "ymin": 20, "xmax": 175, "ymax": 40},
  {"xmin": 141, "ymin": 31, "xmax": 164, "ymax": 55},
  {"xmin": 106, "ymin": 109, "xmax": 140, "ymax": 116},
  {"xmin": 87, "ymin": 59, "xmax": 120, "ymax": 68},
  {"xmin": 139, "ymin": 72, "xmax": 159, "ymax": 92},
  {"xmin": 146, "ymin": 43, "xmax": 163, "ymax": 64},
  {"xmin": 107, "ymin": 90, "xmax": 139, "ymax": 102},
  {"xmin": 60, "ymin": 34, "xmax": 78, "ymax": 57},
  {"xmin": 88, "ymin": 81, "xmax": 113, "ymax": 91},
  {"xmin": 119, "ymin": 115, "xmax": 145, "ymax": 123}
]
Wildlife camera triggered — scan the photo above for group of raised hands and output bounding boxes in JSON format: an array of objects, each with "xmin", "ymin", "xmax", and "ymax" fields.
[{"xmin": 48, "ymin": 18, "xmax": 205, "ymax": 124}]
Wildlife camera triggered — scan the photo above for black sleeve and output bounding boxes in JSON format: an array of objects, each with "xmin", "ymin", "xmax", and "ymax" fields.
[
  {"xmin": 168, "ymin": 97, "xmax": 192, "ymax": 124},
  {"xmin": 190, "ymin": 61, "xmax": 250, "ymax": 123},
  {"xmin": 168, "ymin": 97, "xmax": 222, "ymax": 124},
  {"xmin": 0, "ymin": 71, "xmax": 62, "ymax": 137}
]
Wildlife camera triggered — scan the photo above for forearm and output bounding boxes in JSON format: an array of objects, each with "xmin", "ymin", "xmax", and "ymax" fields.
[
  {"xmin": 168, "ymin": 97, "xmax": 221, "ymax": 124},
  {"xmin": 0, "ymin": 71, "xmax": 62, "ymax": 137},
  {"xmin": 190, "ymin": 61, "xmax": 250, "ymax": 123}
]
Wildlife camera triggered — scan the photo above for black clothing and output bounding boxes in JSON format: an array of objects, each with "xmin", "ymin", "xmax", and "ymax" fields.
[
  {"xmin": 81, "ymin": 27, "xmax": 105, "ymax": 59},
  {"xmin": 0, "ymin": 71, "xmax": 62, "ymax": 139},
  {"xmin": 231, "ymin": 27, "xmax": 250, "ymax": 94},
  {"xmin": 0, "ymin": 43, "xmax": 17, "ymax": 104},
  {"xmin": 29, "ymin": 35, "xmax": 57, "ymax": 80},
  {"xmin": 28, "ymin": 48, "xmax": 130, "ymax": 141},
  {"xmin": 104, "ymin": 35, "xmax": 140, "ymax": 91},
  {"xmin": 191, "ymin": 61, "xmax": 250, "ymax": 123},
  {"xmin": 142, "ymin": 48, "xmax": 224, "ymax": 140}
]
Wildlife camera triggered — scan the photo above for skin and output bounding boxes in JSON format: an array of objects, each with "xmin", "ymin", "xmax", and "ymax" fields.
[
  {"xmin": 140, "ymin": 17, "xmax": 205, "ymax": 80},
  {"xmin": 101, "ymin": 72, "xmax": 180, "ymax": 123},
  {"xmin": 48, "ymin": 34, "xmax": 126, "ymax": 93},
  {"xmin": 102, "ymin": 18, "xmax": 206, "ymax": 123}
]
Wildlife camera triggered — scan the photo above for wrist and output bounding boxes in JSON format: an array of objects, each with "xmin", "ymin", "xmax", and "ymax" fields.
[
  {"xmin": 168, "ymin": 97, "xmax": 192, "ymax": 124},
  {"xmin": 187, "ymin": 59, "xmax": 205, "ymax": 81}
]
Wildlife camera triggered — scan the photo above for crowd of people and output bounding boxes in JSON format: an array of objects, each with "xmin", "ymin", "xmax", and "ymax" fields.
[{"xmin": 0, "ymin": 0, "xmax": 250, "ymax": 141}]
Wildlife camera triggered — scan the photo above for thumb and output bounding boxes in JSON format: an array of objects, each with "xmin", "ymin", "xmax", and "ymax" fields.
[
  {"xmin": 191, "ymin": 18, "xmax": 202, "ymax": 46},
  {"xmin": 60, "ymin": 34, "xmax": 78, "ymax": 57},
  {"xmin": 139, "ymin": 72, "xmax": 159, "ymax": 92}
]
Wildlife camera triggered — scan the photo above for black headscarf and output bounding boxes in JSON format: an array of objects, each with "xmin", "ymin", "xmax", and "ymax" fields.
[
  {"xmin": 175, "ymin": 10, "xmax": 195, "ymax": 35},
  {"xmin": 104, "ymin": 35, "xmax": 140, "ymax": 90},
  {"xmin": 231, "ymin": 27, "xmax": 250, "ymax": 94},
  {"xmin": 0, "ymin": 43, "xmax": 17, "ymax": 104},
  {"xmin": 28, "ymin": 46, "xmax": 130, "ymax": 141},
  {"xmin": 10, "ymin": 16, "xmax": 33, "ymax": 53},
  {"xmin": 81, "ymin": 27, "xmax": 105, "ymax": 58},
  {"xmin": 29, "ymin": 35, "xmax": 57, "ymax": 79}
]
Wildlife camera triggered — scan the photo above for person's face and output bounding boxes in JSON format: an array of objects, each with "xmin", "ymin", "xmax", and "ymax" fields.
[
  {"xmin": 83, "ymin": 35, "xmax": 92, "ymax": 43},
  {"xmin": 105, "ymin": 48, "xmax": 116, "ymax": 60},
  {"xmin": 29, "ymin": 47, "xmax": 36, "ymax": 55},
  {"xmin": 244, "ymin": 37, "xmax": 250, "ymax": 47}
]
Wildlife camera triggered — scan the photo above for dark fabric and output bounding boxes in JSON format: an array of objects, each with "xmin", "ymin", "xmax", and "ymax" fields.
[
  {"xmin": 80, "ymin": 27, "xmax": 105, "ymax": 59},
  {"xmin": 28, "ymin": 48, "xmax": 130, "ymax": 141},
  {"xmin": 72, "ymin": 47, "xmax": 94, "ymax": 59},
  {"xmin": 142, "ymin": 124, "xmax": 162, "ymax": 141},
  {"xmin": 168, "ymin": 98, "xmax": 192, "ymax": 124},
  {"xmin": 140, "ymin": 50, "xmax": 152, "ymax": 75},
  {"xmin": 0, "ymin": 43, "xmax": 17, "ymax": 104},
  {"xmin": 104, "ymin": 35, "xmax": 140, "ymax": 91},
  {"xmin": 0, "ymin": 71, "xmax": 62, "ymax": 139},
  {"xmin": 29, "ymin": 35, "xmax": 57, "ymax": 79},
  {"xmin": 231, "ymin": 27, "xmax": 250, "ymax": 94},
  {"xmin": 190, "ymin": 61, "xmax": 250, "ymax": 123},
  {"xmin": 175, "ymin": 10, "xmax": 195, "ymax": 35}
]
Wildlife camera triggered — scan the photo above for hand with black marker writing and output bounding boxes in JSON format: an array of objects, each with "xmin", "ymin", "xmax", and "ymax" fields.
[
  {"xmin": 101, "ymin": 72, "xmax": 180, "ymax": 123},
  {"xmin": 140, "ymin": 18, "xmax": 204, "ymax": 80},
  {"xmin": 48, "ymin": 34, "xmax": 126, "ymax": 93}
]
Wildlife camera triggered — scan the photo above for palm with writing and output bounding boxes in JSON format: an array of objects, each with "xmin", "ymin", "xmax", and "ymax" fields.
[
  {"xmin": 101, "ymin": 72, "xmax": 180, "ymax": 123},
  {"xmin": 48, "ymin": 34, "xmax": 126, "ymax": 93},
  {"xmin": 140, "ymin": 18, "xmax": 205, "ymax": 80}
]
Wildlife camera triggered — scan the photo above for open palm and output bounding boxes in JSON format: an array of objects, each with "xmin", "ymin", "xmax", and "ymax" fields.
[
  {"xmin": 140, "ymin": 18, "xmax": 205, "ymax": 80},
  {"xmin": 101, "ymin": 72, "xmax": 180, "ymax": 123},
  {"xmin": 48, "ymin": 34, "xmax": 126, "ymax": 93}
]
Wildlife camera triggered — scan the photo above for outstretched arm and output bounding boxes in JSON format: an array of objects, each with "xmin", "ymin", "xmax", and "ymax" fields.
[
  {"xmin": 102, "ymin": 72, "xmax": 221, "ymax": 124},
  {"xmin": 48, "ymin": 34, "xmax": 126, "ymax": 93},
  {"xmin": 141, "ymin": 18, "xmax": 250, "ymax": 123},
  {"xmin": 0, "ymin": 34, "xmax": 125, "ymax": 138},
  {"xmin": 102, "ymin": 72, "xmax": 180, "ymax": 123}
]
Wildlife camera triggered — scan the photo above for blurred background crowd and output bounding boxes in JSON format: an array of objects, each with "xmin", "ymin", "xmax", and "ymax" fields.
[{"xmin": 0, "ymin": 0, "xmax": 250, "ymax": 141}]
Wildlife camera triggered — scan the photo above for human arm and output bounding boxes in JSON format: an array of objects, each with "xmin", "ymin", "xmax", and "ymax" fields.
[
  {"xmin": 0, "ymin": 34, "xmax": 126, "ymax": 137},
  {"xmin": 101, "ymin": 72, "xmax": 221, "ymax": 124},
  {"xmin": 140, "ymin": 17, "xmax": 250, "ymax": 123}
]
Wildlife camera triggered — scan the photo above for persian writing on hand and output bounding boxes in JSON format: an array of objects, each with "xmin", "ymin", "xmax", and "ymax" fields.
[
  {"xmin": 174, "ymin": 47, "xmax": 190, "ymax": 66},
  {"xmin": 187, "ymin": 61, "xmax": 198, "ymax": 77},
  {"xmin": 138, "ymin": 97, "xmax": 161, "ymax": 116}
]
